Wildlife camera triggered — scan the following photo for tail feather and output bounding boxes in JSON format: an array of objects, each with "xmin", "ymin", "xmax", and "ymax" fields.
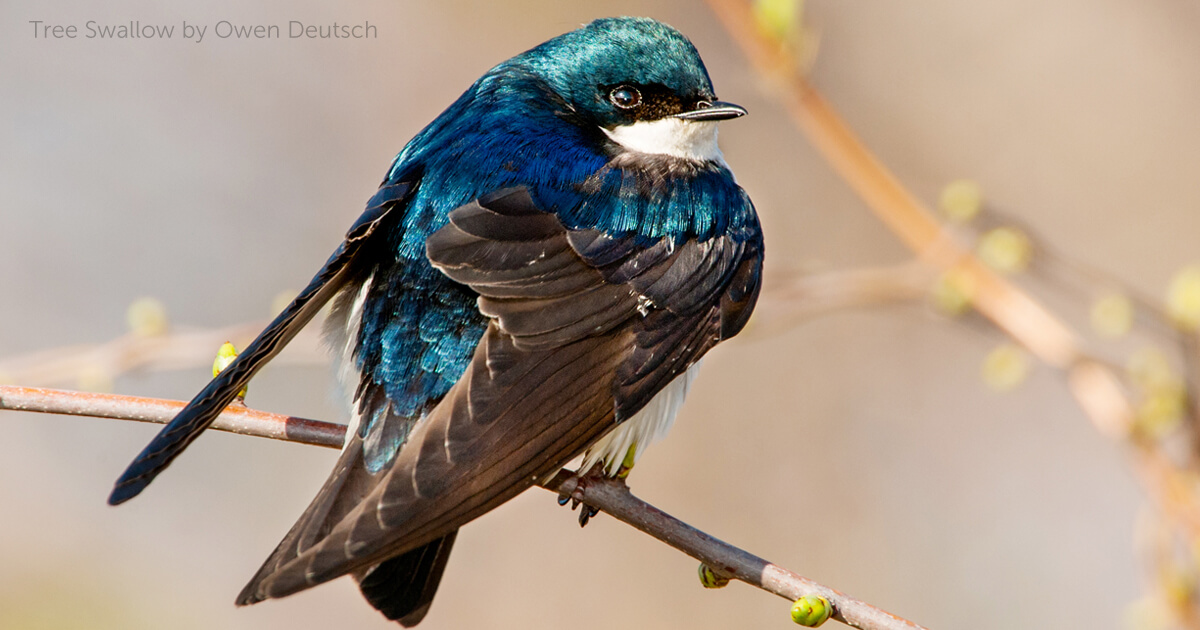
[
  {"xmin": 236, "ymin": 427, "xmax": 376, "ymax": 606},
  {"xmin": 358, "ymin": 532, "xmax": 458, "ymax": 627}
]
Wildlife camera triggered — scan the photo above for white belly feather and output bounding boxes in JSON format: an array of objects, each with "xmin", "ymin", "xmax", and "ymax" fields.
[{"xmin": 582, "ymin": 361, "xmax": 702, "ymax": 476}]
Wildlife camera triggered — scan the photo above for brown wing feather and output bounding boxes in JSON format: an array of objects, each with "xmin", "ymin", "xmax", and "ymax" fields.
[
  {"xmin": 245, "ymin": 325, "xmax": 628, "ymax": 599},
  {"xmin": 237, "ymin": 186, "xmax": 763, "ymax": 603}
]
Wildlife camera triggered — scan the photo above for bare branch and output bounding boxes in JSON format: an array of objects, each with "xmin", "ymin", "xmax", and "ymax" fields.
[
  {"xmin": 546, "ymin": 470, "xmax": 927, "ymax": 630},
  {"xmin": 702, "ymin": 0, "xmax": 1146, "ymax": 449},
  {"xmin": 706, "ymin": 0, "xmax": 1083, "ymax": 369},
  {"xmin": 0, "ymin": 384, "xmax": 343, "ymax": 448},
  {"xmin": 748, "ymin": 261, "xmax": 935, "ymax": 338},
  {"xmin": 0, "ymin": 322, "xmax": 324, "ymax": 389},
  {"xmin": 700, "ymin": 1, "xmax": 1200, "ymax": 620},
  {"xmin": 0, "ymin": 384, "xmax": 927, "ymax": 630}
]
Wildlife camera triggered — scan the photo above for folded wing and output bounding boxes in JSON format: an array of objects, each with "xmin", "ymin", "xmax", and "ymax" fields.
[{"xmin": 237, "ymin": 186, "xmax": 762, "ymax": 601}]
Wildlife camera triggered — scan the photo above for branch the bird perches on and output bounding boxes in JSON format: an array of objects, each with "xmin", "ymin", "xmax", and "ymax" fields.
[{"xmin": 0, "ymin": 384, "xmax": 926, "ymax": 630}]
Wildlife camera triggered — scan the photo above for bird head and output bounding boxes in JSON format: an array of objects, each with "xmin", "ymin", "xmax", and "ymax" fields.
[{"xmin": 515, "ymin": 17, "xmax": 746, "ymax": 163}]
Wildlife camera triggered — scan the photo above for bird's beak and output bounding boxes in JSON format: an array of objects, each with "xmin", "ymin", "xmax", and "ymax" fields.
[{"xmin": 674, "ymin": 100, "xmax": 747, "ymax": 122}]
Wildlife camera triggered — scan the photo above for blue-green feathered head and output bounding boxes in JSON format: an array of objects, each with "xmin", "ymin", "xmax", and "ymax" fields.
[{"xmin": 514, "ymin": 17, "xmax": 720, "ymax": 128}]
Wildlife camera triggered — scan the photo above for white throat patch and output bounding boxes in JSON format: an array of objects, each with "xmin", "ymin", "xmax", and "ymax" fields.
[{"xmin": 602, "ymin": 119, "xmax": 725, "ymax": 164}]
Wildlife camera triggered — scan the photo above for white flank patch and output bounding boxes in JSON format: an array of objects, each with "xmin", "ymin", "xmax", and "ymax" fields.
[
  {"xmin": 602, "ymin": 119, "xmax": 725, "ymax": 163},
  {"xmin": 324, "ymin": 272, "xmax": 374, "ymax": 449},
  {"xmin": 582, "ymin": 361, "xmax": 703, "ymax": 476}
]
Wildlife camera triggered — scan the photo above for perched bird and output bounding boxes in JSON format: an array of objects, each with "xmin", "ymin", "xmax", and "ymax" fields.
[{"xmin": 109, "ymin": 16, "xmax": 763, "ymax": 626}]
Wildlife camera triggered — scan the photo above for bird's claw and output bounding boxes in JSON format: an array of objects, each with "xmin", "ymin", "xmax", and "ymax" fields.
[
  {"xmin": 577, "ymin": 504, "xmax": 600, "ymax": 527},
  {"xmin": 557, "ymin": 462, "xmax": 610, "ymax": 527}
]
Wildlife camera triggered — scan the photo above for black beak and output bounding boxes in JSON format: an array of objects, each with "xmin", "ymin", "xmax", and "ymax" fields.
[{"xmin": 674, "ymin": 100, "xmax": 748, "ymax": 122}]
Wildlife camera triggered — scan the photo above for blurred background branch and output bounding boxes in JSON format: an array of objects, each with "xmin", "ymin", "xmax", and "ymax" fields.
[
  {"xmin": 708, "ymin": 0, "xmax": 1200, "ymax": 627},
  {"xmin": 0, "ymin": 298, "xmax": 323, "ymax": 392}
]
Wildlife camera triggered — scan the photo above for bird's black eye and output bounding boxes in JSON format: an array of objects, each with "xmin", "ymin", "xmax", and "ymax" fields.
[{"xmin": 609, "ymin": 85, "xmax": 641, "ymax": 109}]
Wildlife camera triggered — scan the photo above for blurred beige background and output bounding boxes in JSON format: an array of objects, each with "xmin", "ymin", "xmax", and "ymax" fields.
[{"xmin": 3, "ymin": 1, "xmax": 1197, "ymax": 628}]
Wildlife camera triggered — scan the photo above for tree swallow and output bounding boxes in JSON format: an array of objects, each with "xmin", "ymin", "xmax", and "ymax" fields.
[{"xmin": 109, "ymin": 16, "xmax": 763, "ymax": 626}]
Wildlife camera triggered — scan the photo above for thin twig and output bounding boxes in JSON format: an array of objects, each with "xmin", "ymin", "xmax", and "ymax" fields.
[
  {"xmin": 706, "ymin": 0, "xmax": 1197, "ymax": 503},
  {"xmin": 0, "ymin": 385, "xmax": 343, "ymax": 448},
  {"xmin": 0, "ymin": 322, "xmax": 324, "ymax": 389},
  {"xmin": 706, "ymin": 0, "xmax": 1082, "ymax": 369},
  {"xmin": 748, "ymin": 261, "xmax": 935, "ymax": 337},
  {"xmin": 0, "ymin": 384, "xmax": 927, "ymax": 630}
]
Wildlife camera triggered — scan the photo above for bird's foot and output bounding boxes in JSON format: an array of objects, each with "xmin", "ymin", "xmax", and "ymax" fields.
[{"xmin": 557, "ymin": 462, "xmax": 622, "ymax": 527}]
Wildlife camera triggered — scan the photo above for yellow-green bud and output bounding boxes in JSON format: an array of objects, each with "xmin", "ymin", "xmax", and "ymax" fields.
[
  {"xmin": 126, "ymin": 297, "xmax": 168, "ymax": 337},
  {"xmin": 753, "ymin": 0, "xmax": 800, "ymax": 43},
  {"xmin": 1134, "ymin": 386, "xmax": 1185, "ymax": 439},
  {"xmin": 930, "ymin": 267, "xmax": 976, "ymax": 316},
  {"xmin": 939, "ymin": 179, "xmax": 983, "ymax": 223},
  {"xmin": 977, "ymin": 227, "xmax": 1032, "ymax": 274},
  {"xmin": 981, "ymin": 344, "xmax": 1029, "ymax": 392},
  {"xmin": 1127, "ymin": 347, "xmax": 1177, "ymax": 392},
  {"xmin": 698, "ymin": 564, "xmax": 730, "ymax": 589},
  {"xmin": 1166, "ymin": 264, "xmax": 1200, "ymax": 331},
  {"xmin": 213, "ymin": 342, "xmax": 248, "ymax": 398},
  {"xmin": 791, "ymin": 595, "xmax": 832, "ymax": 627},
  {"xmin": 1089, "ymin": 292, "xmax": 1133, "ymax": 338}
]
